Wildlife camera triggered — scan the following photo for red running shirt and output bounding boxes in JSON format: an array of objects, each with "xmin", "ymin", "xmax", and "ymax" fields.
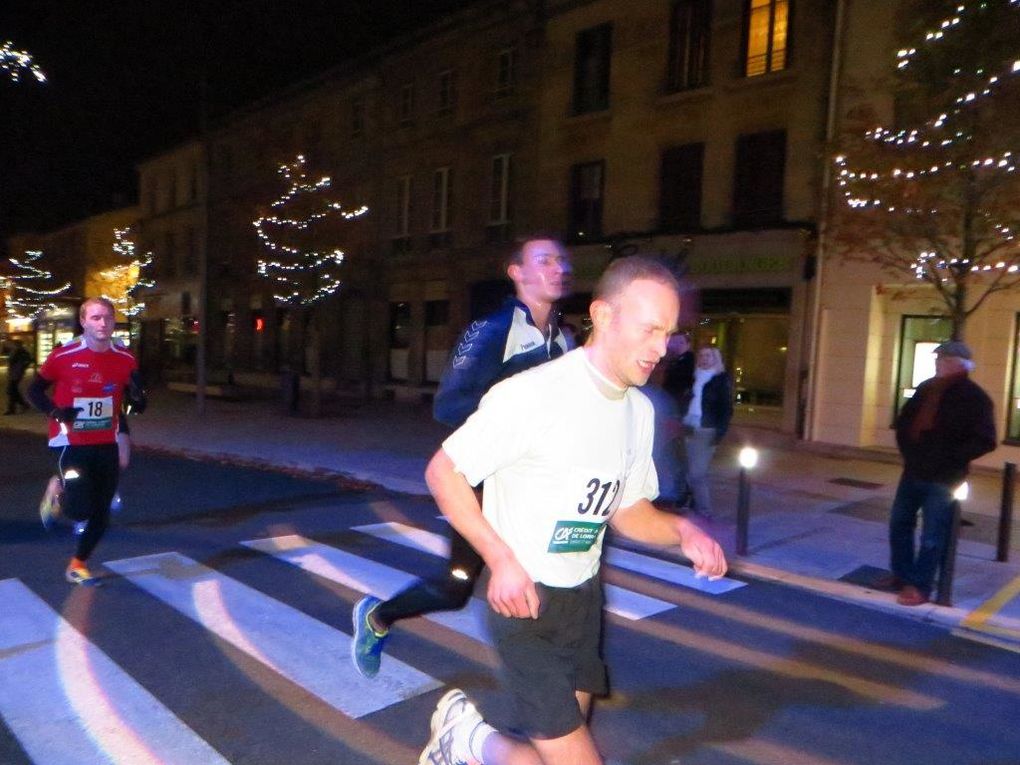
[{"xmin": 38, "ymin": 338, "xmax": 138, "ymax": 447}]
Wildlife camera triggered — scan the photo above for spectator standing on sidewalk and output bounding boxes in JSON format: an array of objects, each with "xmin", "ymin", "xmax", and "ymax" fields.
[
  {"xmin": 4, "ymin": 340, "xmax": 33, "ymax": 415},
  {"xmin": 418, "ymin": 256, "xmax": 726, "ymax": 765},
  {"xmin": 880, "ymin": 341, "xmax": 996, "ymax": 606},
  {"xmin": 679, "ymin": 346, "xmax": 733, "ymax": 518},
  {"xmin": 659, "ymin": 332, "xmax": 695, "ymax": 506},
  {"xmin": 351, "ymin": 236, "xmax": 573, "ymax": 678}
]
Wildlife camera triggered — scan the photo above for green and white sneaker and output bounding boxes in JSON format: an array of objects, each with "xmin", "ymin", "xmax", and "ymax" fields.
[{"xmin": 351, "ymin": 596, "xmax": 389, "ymax": 678}]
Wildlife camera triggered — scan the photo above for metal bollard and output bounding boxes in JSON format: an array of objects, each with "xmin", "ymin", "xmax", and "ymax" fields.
[
  {"xmin": 997, "ymin": 462, "xmax": 1015, "ymax": 563},
  {"xmin": 935, "ymin": 498, "xmax": 963, "ymax": 607},
  {"xmin": 735, "ymin": 447, "xmax": 758, "ymax": 557}
]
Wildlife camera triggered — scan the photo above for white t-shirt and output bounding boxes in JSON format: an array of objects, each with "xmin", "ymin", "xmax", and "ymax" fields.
[{"xmin": 443, "ymin": 348, "xmax": 659, "ymax": 587}]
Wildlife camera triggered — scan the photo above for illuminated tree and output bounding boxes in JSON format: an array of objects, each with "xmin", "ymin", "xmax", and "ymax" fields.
[
  {"xmin": 1, "ymin": 41, "xmax": 46, "ymax": 84},
  {"xmin": 4, "ymin": 250, "xmax": 70, "ymax": 319},
  {"xmin": 831, "ymin": 0, "xmax": 1020, "ymax": 340},
  {"xmin": 95, "ymin": 227, "xmax": 155, "ymax": 319},
  {"xmin": 254, "ymin": 154, "xmax": 367, "ymax": 414}
]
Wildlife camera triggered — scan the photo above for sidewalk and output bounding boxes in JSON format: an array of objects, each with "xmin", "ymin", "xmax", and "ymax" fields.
[{"xmin": 3, "ymin": 386, "xmax": 1019, "ymax": 652}]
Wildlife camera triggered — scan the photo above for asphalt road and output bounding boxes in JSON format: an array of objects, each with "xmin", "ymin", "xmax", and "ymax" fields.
[{"xmin": 1, "ymin": 429, "xmax": 1019, "ymax": 765}]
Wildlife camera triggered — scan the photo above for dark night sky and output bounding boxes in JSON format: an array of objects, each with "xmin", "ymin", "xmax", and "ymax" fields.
[{"xmin": 0, "ymin": 0, "xmax": 474, "ymax": 244}]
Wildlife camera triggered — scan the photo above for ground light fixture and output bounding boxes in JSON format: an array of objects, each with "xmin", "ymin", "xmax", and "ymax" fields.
[{"xmin": 736, "ymin": 446, "xmax": 759, "ymax": 555}]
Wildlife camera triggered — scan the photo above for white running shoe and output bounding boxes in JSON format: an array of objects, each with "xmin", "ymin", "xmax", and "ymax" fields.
[{"xmin": 418, "ymin": 688, "xmax": 483, "ymax": 765}]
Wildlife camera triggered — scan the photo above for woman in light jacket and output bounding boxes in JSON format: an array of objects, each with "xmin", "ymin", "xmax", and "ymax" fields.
[{"xmin": 681, "ymin": 346, "xmax": 733, "ymax": 518}]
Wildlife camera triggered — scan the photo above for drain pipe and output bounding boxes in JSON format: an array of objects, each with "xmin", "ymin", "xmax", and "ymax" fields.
[{"xmin": 804, "ymin": 0, "xmax": 847, "ymax": 442}]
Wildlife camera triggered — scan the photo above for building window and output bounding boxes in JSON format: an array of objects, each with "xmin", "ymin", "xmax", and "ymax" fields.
[
  {"xmin": 894, "ymin": 316, "xmax": 952, "ymax": 417},
  {"xmin": 489, "ymin": 153, "xmax": 513, "ymax": 220},
  {"xmin": 573, "ymin": 23, "xmax": 612, "ymax": 115},
  {"xmin": 733, "ymin": 129, "xmax": 786, "ymax": 227},
  {"xmin": 388, "ymin": 301, "xmax": 411, "ymax": 381},
  {"xmin": 351, "ymin": 95, "xmax": 365, "ymax": 137},
  {"xmin": 1008, "ymin": 316, "xmax": 1020, "ymax": 442},
  {"xmin": 437, "ymin": 69, "xmax": 457, "ymax": 116},
  {"xmin": 667, "ymin": 0, "xmax": 711, "ymax": 91},
  {"xmin": 399, "ymin": 82, "xmax": 415, "ymax": 126},
  {"xmin": 659, "ymin": 143, "xmax": 704, "ymax": 232},
  {"xmin": 496, "ymin": 47, "xmax": 517, "ymax": 96},
  {"xmin": 568, "ymin": 161, "xmax": 605, "ymax": 241},
  {"xmin": 743, "ymin": 0, "xmax": 789, "ymax": 77},
  {"xmin": 495, "ymin": 47, "xmax": 518, "ymax": 97},
  {"xmin": 182, "ymin": 227, "xmax": 198, "ymax": 276},
  {"xmin": 392, "ymin": 175, "xmax": 412, "ymax": 253},
  {"xmin": 166, "ymin": 171, "xmax": 177, "ymax": 211},
  {"xmin": 430, "ymin": 167, "xmax": 453, "ymax": 248}
]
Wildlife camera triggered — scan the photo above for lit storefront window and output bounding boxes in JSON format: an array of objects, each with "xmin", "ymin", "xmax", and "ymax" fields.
[
  {"xmin": 1007, "ymin": 315, "xmax": 1020, "ymax": 442},
  {"xmin": 894, "ymin": 316, "xmax": 951, "ymax": 416}
]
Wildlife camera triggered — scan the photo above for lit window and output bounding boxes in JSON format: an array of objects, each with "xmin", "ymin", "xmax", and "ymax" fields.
[
  {"xmin": 744, "ymin": 0, "xmax": 788, "ymax": 77},
  {"xmin": 894, "ymin": 316, "xmax": 952, "ymax": 417}
]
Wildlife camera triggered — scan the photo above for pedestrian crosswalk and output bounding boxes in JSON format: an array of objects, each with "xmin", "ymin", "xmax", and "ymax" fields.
[
  {"xmin": 0, "ymin": 520, "xmax": 745, "ymax": 764},
  {"xmin": 0, "ymin": 579, "xmax": 230, "ymax": 765}
]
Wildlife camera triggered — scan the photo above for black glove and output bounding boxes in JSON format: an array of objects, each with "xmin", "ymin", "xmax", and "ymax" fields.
[
  {"xmin": 125, "ymin": 385, "xmax": 147, "ymax": 415},
  {"xmin": 51, "ymin": 406, "xmax": 83, "ymax": 424}
]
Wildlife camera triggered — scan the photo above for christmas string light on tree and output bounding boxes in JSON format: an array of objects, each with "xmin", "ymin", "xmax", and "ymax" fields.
[
  {"xmin": 1, "ymin": 40, "xmax": 46, "ymax": 83},
  {"xmin": 832, "ymin": 0, "xmax": 1020, "ymax": 339},
  {"xmin": 98, "ymin": 228, "xmax": 155, "ymax": 317},
  {"xmin": 254, "ymin": 154, "xmax": 368, "ymax": 307},
  {"xmin": 5, "ymin": 250, "xmax": 70, "ymax": 319}
]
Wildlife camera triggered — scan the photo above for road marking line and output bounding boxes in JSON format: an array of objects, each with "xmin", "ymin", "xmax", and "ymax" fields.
[
  {"xmin": 960, "ymin": 573, "xmax": 1020, "ymax": 637},
  {"xmin": 242, "ymin": 534, "xmax": 493, "ymax": 642},
  {"xmin": 353, "ymin": 522, "xmax": 676, "ymax": 619},
  {"xmin": 103, "ymin": 552, "xmax": 440, "ymax": 718},
  {"xmin": 604, "ymin": 546, "xmax": 745, "ymax": 594},
  {"xmin": 0, "ymin": 578, "xmax": 229, "ymax": 765}
]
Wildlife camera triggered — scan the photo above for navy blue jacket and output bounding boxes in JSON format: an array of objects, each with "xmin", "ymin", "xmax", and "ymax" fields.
[
  {"xmin": 433, "ymin": 297, "xmax": 572, "ymax": 428},
  {"xmin": 895, "ymin": 374, "xmax": 996, "ymax": 485}
]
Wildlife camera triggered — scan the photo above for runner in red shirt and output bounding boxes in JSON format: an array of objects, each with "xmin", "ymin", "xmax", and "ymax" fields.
[{"xmin": 27, "ymin": 297, "xmax": 146, "ymax": 586}]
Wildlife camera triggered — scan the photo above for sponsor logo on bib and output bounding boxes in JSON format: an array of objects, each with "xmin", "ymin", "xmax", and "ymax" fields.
[{"xmin": 547, "ymin": 520, "xmax": 604, "ymax": 553}]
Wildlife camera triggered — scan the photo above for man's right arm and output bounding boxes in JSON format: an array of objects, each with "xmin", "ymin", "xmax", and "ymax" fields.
[
  {"xmin": 424, "ymin": 448, "xmax": 539, "ymax": 619},
  {"xmin": 27, "ymin": 373, "xmax": 80, "ymax": 424}
]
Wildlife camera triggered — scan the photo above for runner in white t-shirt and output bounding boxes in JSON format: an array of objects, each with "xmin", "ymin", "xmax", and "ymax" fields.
[{"xmin": 419, "ymin": 256, "xmax": 727, "ymax": 765}]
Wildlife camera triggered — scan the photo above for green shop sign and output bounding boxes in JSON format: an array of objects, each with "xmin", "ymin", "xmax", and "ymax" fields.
[{"xmin": 688, "ymin": 254, "xmax": 794, "ymax": 275}]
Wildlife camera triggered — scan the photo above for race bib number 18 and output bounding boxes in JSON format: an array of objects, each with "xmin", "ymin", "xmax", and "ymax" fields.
[{"xmin": 72, "ymin": 396, "xmax": 114, "ymax": 431}]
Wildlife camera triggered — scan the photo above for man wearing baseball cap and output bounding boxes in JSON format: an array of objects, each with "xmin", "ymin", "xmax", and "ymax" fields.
[{"xmin": 878, "ymin": 340, "xmax": 996, "ymax": 605}]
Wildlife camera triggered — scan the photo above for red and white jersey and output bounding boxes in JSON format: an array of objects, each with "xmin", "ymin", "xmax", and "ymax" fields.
[{"xmin": 38, "ymin": 337, "xmax": 138, "ymax": 447}]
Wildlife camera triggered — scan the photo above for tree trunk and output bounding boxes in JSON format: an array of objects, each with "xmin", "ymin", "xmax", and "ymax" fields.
[{"xmin": 308, "ymin": 311, "xmax": 323, "ymax": 418}]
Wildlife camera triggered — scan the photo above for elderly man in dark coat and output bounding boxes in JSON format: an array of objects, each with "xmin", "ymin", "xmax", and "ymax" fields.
[{"xmin": 880, "ymin": 341, "xmax": 996, "ymax": 606}]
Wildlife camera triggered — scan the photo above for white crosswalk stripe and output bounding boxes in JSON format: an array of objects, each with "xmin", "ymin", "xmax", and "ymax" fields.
[
  {"xmin": 353, "ymin": 520, "xmax": 743, "ymax": 606},
  {"xmin": 0, "ymin": 578, "xmax": 230, "ymax": 765},
  {"xmin": 104, "ymin": 551, "xmax": 441, "ymax": 718},
  {"xmin": 241, "ymin": 533, "xmax": 494, "ymax": 643}
]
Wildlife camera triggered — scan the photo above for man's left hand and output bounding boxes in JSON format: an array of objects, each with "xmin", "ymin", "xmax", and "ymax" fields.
[{"xmin": 679, "ymin": 521, "xmax": 727, "ymax": 580}]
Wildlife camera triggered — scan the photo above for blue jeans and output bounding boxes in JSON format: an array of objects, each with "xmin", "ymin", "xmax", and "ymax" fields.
[{"xmin": 889, "ymin": 475, "xmax": 955, "ymax": 595}]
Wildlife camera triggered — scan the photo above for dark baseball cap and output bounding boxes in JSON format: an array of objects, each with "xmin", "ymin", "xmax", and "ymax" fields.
[{"xmin": 934, "ymin": 341, "xmax": 972, "ymax": 360}]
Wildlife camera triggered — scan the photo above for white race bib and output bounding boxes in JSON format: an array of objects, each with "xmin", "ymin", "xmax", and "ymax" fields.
[{"xmin": 72, "ymin": 396, "xmax": 114, "ymax": 431}]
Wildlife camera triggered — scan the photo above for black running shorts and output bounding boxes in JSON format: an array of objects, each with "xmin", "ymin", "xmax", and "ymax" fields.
[{"xmin": 485, "ymin": 576, "xmax": 608, "ymax": 740}]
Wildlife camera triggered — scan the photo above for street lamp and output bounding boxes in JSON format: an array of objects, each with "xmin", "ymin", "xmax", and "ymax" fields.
[{"xmin": 736, "ymin": 446, "xmax": 759, "ymax": 555}]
